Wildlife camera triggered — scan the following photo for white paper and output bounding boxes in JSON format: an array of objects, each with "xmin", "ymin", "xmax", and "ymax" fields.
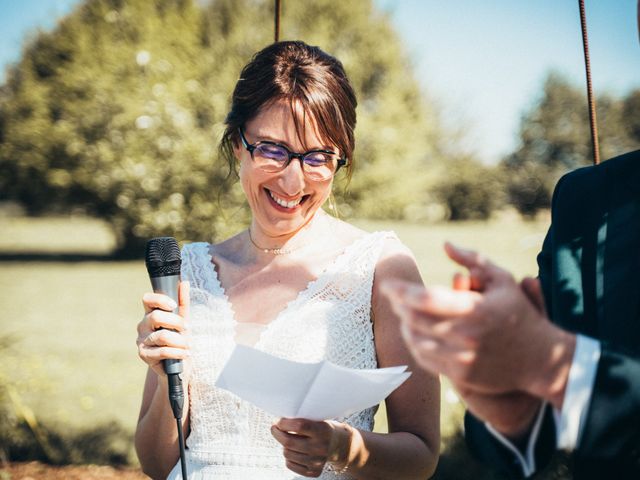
[{"xmin": 215, "ymin": 344, "xmax": 411, "ymax": 421}]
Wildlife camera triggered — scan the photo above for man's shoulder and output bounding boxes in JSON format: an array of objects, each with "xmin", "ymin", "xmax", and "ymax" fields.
[{"xmin": 559, "ymin": 149, "xmax": 640, "ymax": 189}]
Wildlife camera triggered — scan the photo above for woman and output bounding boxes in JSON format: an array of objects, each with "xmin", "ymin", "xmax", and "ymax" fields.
[{"xmin": 135, "ymin": 41, "xmax": 440, "ymax": 479}]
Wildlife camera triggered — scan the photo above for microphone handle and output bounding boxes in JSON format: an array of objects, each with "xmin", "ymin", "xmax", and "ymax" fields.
[{"xmin": 150, "ymin": 274, "xmax": 183, "ymax": 376}]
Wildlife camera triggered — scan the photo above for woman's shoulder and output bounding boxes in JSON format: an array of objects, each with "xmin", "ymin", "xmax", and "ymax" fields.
[
  {"xmin": 328, "ymin": 216, "xmax": 414, "ymax": 264},
  {"xmin": 326, "ymin": 216, "xmax": 399, "ymax": 246}
]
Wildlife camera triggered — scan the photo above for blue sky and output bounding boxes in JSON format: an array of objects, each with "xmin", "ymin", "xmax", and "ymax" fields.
[{"xmin": 1, "ymin": 0, "xmax": 639, "ymax": 162}]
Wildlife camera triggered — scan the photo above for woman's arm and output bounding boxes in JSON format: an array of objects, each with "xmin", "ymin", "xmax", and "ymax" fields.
[
  {"xmin": 135, "ymin": 282, "xmax": 191, "ymax": 479},
  {"xmin": 343, "ymin": 238, "xmax": 440, "ymax": 479}
]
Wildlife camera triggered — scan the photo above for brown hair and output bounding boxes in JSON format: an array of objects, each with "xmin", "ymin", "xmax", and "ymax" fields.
[{"xmin": 220, "ymin": 41, "xmax": 357, "ymax": 179}]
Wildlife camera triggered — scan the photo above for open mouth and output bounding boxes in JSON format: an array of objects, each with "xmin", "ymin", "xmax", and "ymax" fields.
[{"xmin": 265, "ymin": 188, "xmax": 308, "ymax": 210}]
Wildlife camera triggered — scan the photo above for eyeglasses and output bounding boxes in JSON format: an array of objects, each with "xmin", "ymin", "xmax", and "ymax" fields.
[{"xmin": 238, "ymin": 128, "xmax": 347, "ymax": 181}]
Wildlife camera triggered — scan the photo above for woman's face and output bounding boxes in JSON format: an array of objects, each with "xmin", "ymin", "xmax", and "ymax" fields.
[{"xmin": 235, "ymin": 99, "xmax": 336, "ymax": 240}]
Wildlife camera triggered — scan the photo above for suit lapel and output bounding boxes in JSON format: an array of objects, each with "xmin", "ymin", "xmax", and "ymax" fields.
[{"xmin": 599, "ymin": 157, "xmax": 640, "ymax": 349}]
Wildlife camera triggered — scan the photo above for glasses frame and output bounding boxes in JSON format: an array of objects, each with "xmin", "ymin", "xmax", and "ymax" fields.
[{"xmin": 238, "ymin": 128, "xmax": 348, "ymax": 178}]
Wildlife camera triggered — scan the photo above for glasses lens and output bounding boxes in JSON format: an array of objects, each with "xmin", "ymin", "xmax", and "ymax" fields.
[
  {"xmin": 303, "ymin": 152, "xmax": 337, "ymax": 180},
  {"xmin": 253, "ymin": 143, "xmax": 288, "ymax": 171}
]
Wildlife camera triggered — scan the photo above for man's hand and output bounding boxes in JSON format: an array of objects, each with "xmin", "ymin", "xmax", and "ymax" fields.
[{"xmin": 381, "ymin": 243, "xmax": 576, "ymax": 410}]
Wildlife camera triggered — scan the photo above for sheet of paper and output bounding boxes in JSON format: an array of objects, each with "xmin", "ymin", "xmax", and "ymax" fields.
[{"xmin": 215, "ymin": 344, "xmax": 411, "ymax": 421}]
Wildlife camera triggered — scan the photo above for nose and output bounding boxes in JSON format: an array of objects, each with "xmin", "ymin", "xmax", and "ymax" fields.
[{"xmin": 278, "ymin": 157, "xmax": 306, "ymax": 195}]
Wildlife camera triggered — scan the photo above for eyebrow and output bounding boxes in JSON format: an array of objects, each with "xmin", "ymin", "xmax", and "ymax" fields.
[{"xmin": 248, "ymin": 131, "xmax": 335, "ymax": 153}]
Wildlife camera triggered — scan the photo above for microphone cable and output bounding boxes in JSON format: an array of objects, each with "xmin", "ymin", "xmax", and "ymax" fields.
[{"xmin": 168, "ymin": 372, "xmax": 188, "ymax": 480}]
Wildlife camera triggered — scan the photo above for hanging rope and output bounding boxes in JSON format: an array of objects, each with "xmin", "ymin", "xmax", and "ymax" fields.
[
  {"xmin": 274, "ymin": 0, "xmax": 281, "ymax": 42},
  {"xmin": 579, "ymin": 0, "xmax": 600, "ymax": 165}
]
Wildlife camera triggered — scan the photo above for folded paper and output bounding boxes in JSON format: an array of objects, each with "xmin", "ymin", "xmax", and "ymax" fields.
[{"xmin": 215, "ymin": 344, "xmax": 411, "ymax": 421}]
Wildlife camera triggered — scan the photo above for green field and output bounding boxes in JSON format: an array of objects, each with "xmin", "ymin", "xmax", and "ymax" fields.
[{"xmin": 0, "ymin": 213, "xmax": 551, "ymax": 472}]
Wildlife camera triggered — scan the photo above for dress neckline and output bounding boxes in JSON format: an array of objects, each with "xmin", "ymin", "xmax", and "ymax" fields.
[{"xmin": 202, "ymin": 231, "xmax": 383, "ymax": 345}]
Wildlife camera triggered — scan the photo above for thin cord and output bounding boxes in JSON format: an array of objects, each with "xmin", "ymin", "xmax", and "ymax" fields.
[
  {"xmin": 177, "ymin": 419, "xmax": 188, "ymax": 479},
  {"xmin": 579, "ymin": 0, "xmax": 600, "ymax": 165},
  {"xmin": 167, "ymin": 372, "xmax": 187, "ymax": 478},
  {"xmin": 274, "ymin": 0, "xmax": 281, "ymax": 42}
]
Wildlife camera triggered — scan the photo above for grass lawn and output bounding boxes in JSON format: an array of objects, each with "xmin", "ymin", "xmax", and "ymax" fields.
[{"xmin": 0, "ymin": 212, "xmax": 551, "ymax": 471}]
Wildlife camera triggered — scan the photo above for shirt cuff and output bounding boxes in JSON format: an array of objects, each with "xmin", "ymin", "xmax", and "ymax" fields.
[
  {"xmin": 553, "ymin": 334, "xmax": 601, "ymax": 451},
  {"xmin": 484, "ymin": 401, "xmax": 547, "ymax": 478}
]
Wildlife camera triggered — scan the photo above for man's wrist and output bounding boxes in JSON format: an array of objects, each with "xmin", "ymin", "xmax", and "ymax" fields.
[
  {"xmin": 527, "ymin": 325, "xmax": 576, "ymax": 409},
  {"xmin": 497, "ymin": 399, "xmax": 543, "ymax": 444}
]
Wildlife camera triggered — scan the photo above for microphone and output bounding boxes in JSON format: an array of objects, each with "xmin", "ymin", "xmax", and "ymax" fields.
[
  {"xmin": 144, "ymin": 236, "xmax": 184, "ymax": 419},
  {"xmin": 145, "ymin": 236, "xmax": 188, "ymax": 479}
]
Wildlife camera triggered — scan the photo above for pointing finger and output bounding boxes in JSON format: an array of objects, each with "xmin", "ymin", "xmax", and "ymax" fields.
[
  {"xmin": 444, "ymin": 242, "xmax": 513, "ymax": 288},
  {"xmin": 444, "ymin": 242, "xmax": 488, "ymax": 270}
]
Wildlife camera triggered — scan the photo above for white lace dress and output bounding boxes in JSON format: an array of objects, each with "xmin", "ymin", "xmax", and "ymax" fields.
[{"xmin": 167, "ymin": 231, "xmax": 397, "ymax": 479}]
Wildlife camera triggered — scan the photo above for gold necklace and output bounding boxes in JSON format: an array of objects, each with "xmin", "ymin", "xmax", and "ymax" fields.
[{"xmin": 247, "ymin": 228, "xmax": 305, "ymax": 255}]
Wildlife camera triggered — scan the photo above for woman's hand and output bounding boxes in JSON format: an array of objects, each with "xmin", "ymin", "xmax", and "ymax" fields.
[
  {"xmin": 271, "ymin": 418, "xmax": 352, "ymax": 477},
  {"xmin": 136, "ymin": 281, "xmax": 191, "ymax": 379}
]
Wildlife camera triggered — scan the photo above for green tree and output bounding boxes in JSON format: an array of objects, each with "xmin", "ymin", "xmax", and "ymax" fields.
[
  {"xmin": 433, "ymin": 157, "xmax": 502, "ymax": 221},
  {"xmin": 623, "ymin": 88, "xmax": 640, "ymax": 143},
  {"xmin": 503, "ymin": 72, "xmax": 640, "ymax": 216},
  {"xmin": 0, "ymin": 0, "xmax": 451, "ymax": 255},
  {"xmin": 0, "ymin": 0, "xmax": 228, "ymax": 254}
]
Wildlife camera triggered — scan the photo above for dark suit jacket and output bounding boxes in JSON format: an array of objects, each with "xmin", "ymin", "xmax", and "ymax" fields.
[{"xmin": 465, "ymin": 150, "xmax": 640, "ymax": 479}]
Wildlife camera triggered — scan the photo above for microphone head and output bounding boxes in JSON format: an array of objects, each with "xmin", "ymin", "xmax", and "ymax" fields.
[{"xmin": 145, "ymin": 237, "xmax": 181, "ymax": 277}]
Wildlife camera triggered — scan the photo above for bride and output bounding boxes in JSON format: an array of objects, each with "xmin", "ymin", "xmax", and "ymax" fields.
[{"xmin": 135, "ymin": 40, "xmax": 440, "ymax": 479}]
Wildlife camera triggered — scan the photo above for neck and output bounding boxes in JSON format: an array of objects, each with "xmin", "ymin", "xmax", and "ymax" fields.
[{"xmin": 248, "ymin": 211, "xmax": 326, "ymax": 255}]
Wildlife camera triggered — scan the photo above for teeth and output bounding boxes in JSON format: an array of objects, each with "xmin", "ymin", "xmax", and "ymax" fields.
[{"xmin": 269, "ymin": 190, "xmax": 302, "ymax": 209}]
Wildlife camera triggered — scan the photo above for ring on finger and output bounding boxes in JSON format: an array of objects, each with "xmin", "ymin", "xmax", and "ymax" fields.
[{"xmin": 146, "ymin": 330, "xmax": 160, "ymax": 346}]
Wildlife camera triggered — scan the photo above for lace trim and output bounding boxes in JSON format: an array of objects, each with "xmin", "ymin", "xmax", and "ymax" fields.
[{"xmin": 197, "ymin": 230, "xmax": 395, "ymax": 331}]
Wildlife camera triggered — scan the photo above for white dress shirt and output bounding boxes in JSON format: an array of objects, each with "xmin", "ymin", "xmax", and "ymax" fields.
[{"xmin": 483, "ymin": 335, "xmax": 601, "ymax": 477}]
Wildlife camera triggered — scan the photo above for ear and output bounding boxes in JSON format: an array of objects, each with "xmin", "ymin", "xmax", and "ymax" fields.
[{"xmin": 231, "ymin": 134, "xmax": 243, "ymax": 161}]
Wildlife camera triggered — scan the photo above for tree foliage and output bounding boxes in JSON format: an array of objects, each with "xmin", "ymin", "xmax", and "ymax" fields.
[
  {"xmin": 0, "ymin": 0, "xmax": 450, "ymax": 255},
  {"xmin": 434, "ymin": 157, "xmax": 503, "ymax": 221},
  {"xmin": 503, "ymin": 72, "xmax": 640, "ymax": 217}
]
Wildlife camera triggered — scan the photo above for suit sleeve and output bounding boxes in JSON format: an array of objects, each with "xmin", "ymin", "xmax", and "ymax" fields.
[{"xmin": 574, "ymin": 345, "xmax": 640, "ymax": 476}]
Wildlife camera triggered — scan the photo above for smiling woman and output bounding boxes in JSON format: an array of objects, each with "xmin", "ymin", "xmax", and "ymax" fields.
[
  {"xmin": 134, "ymin": 40, "xmax": 440, "ymax": 480},
  {"xmin": 236, "ymin": 100, "xmax": 337, "ymax": 248}
]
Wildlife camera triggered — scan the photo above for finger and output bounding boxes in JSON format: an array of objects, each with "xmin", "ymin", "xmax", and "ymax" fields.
[
  {"xmin": 402, "ymin": 325, "xmax": 464, "ymax": 358},
  {"xmin": 452, "ymin": 272, "xmax": 471, "ymax": 291},
  {"xmin": 138, "ymin": 344, "xmax": 191, "ymax": 364},
  {"xmin": 444, "ymin": 241, "xmax": 488, "ymax": 269},
  {"xmin": 140, "ymin": 328, "xmax": 189, "ymax": 349},
  {"xmin": 271, "ymin": 424, "xmax": 312, "ymax": 455},
  {"xmin": 444, "ymin": 242, "xmax": 505, "ymax": 287},
  {"xmin": 380, "ymin": 279, "xmax": 429, "ymax": 305},
  {"xmin": 283, "ymin": 449, "xmax": 326, "ymax": 471},
  {"xmin": 142, "ymin": 292, "xmax": 178, "ymax": 314},
  {"xmin": 139, "ymin": 309, "xmax": 187, "ymax": 333},
  {"xmin": 275, "ymin": 417, "xmax": 321, "ymax": 437},
  {"xmin": 401, "ymin": 335, "xmax": 450, "ymax": 376},
  {"xmin": 179, "ymin": 281, "xmax": 190, "ymax": 325},
  {"xmin": 384, "ymin": 280, "xmax": 478, "ymax": 317},
  {"xmin": 284, "ymin": 458, "xmax": 320, "ymax": 477},
  {"xmin": 521, "ymin": 276, "xmax": 547, "ymax": 315}
]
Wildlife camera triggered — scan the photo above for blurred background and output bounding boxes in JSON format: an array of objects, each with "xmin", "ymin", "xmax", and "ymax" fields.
[{"xmin": 0, "ymin": 0, "xmax": 638, "ymax": 478}]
